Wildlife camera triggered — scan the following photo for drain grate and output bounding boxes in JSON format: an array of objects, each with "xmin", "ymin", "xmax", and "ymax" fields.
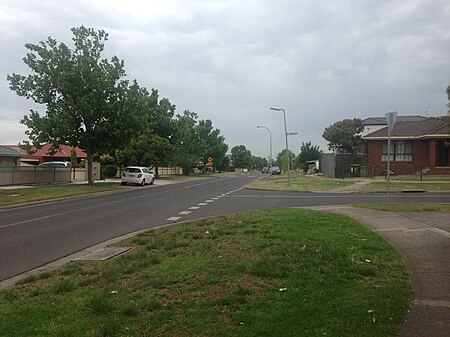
[{"xmin": 73, "ymin": 247, "xmax": 132, "ymax": 261}]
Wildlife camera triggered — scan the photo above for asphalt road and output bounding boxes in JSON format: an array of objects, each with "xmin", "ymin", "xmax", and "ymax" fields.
[{"xmin": 1, "ymin": 173, "xmax": 450, "ymax": 282}]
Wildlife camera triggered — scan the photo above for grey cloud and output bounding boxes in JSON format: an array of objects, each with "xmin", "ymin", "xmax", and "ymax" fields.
[{"xmin": 1, "ymin": 0, "xmax": 449, "ymax": 155}]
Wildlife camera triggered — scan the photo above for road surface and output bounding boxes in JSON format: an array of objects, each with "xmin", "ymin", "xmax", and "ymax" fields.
[{"xmin": 1, "ymin": 173, "xmax": 450, "ymax": 282}]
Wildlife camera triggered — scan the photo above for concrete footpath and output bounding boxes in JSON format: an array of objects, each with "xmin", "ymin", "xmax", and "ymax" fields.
[{"xmin": 308, "ymin": 205, "xmax": 450, "ymax": 337}]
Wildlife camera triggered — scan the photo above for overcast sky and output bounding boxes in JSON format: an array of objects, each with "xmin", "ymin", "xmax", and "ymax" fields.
[{"xmin": 1, "ymin": 0, "xmax": 449, "ymax": 158}]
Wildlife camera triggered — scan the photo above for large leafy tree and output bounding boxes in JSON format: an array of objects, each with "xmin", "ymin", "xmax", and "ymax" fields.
[
  {"xmin": 173, "ymin": 110, "xmax": 207, "ymax": 175},
  {"xmin": 197, "ymin": 119, "xmax": 228, "ymax": 172},
  {"xmin": 231, "ymin": 145, "xmax": 252, "ymax": 169},
  {"xmin": 115, "ymin": 87, "xmax": 176, "ymax": 176},
  {"xmin": 116, "ymin": 134, "xmax": 172, "ymax": 169},
  {"xmin": 249, "ymin": 156, "xmax": 268, "ymax": 171},
  {"xmin": 322, "ymin": 118, "xmax": 364, "ymax": 154},
  {"xmin": 275, "ymin": 149, "xmax": 296, "ymax": 171},
  {"xmin": 7, "ymin": 26, "xmax": 139, "ymax": 185},
  {"xmin": 295, "ymin": 141, "xmax": 322, "ymax": 173}
]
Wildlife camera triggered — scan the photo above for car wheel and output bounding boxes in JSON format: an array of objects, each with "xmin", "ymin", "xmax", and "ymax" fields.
[
  {"xmin": 141, "ymin": 179, "xmax": 145, "ymax": 186},
  {"xmin": 150, "ymin": 177, "xmax": 155, "ymax": 185}
]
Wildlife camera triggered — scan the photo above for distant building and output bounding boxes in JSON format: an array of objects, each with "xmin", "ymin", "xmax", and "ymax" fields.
[
  {"xmin": 2, "ymin": 144, "xmax": 87, "ymax": 165},
  {"xmin": 359, "ymin": 116, "xmax": 450, "ymax": 176},
  {"xmin": 0, "ymin": 145, "xmax": 22, "ymax": 165}
]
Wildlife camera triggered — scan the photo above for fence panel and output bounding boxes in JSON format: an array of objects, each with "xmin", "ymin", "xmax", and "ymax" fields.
[{"xmin": 0, "ymin": 166, "xmax": 71, "ymax": 186}]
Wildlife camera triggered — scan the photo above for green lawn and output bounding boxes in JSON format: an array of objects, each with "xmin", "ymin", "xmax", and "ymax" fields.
[
  {"xmin": 247, "ymin": 174, "xmax": 360, "ymax": 191},
  {"xmin": 0, "ymin": 183, "xmax": 121, "ymax": 206},
  {"xmin": 247, "ymin": 174, "xmax": 450, "ymax": 192},
  {"xmin": 0, "ymin": 209, "xmax": 412, "ymax": 337}
]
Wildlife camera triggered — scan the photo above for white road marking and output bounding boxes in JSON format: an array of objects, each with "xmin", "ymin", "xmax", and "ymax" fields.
[
  {"xmin": 197, "ymin": 203, "xmax": 208, "ymax": 206},
  {"xmin": 166, "ymin": 216, "xmax": 181, "ymax": 221},
  {"xmin": 189, "ymin": 206, "xmax": 200, "ymax": 210},
  {"xmin": 179, "ymin": 211, "xmax": 191, "ymax": 215},
  {"xmin": 205, "ymin": 200, "xmax": 214, "ymax": 203},
  {"xmin": 185, "ymin": 182, "xmax": 209, "ymax": 189}
]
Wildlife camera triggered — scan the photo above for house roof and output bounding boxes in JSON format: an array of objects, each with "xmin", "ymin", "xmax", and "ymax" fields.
[
  {"xmin": 362, "ymin": 115, "xmax": 429, "ymax": 125},
  {"xmin": 3, "ymin": 144, "xmax": 87, "ymax": 159},
  {"xmin": 0, "ymin": 145, "xmax": 22, "ymax": 157},
  {"xmin": 362, "ymin": 117, "xmax": 450, "ymax": 139},
  {"xmin": 32, "ymin": 144, "xmax": 87, "ymax": 158}
]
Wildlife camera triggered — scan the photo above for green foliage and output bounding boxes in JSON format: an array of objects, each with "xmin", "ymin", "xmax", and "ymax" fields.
[
  {"xmin": 173, "ymin": 111, "xmax": 207, "ymax": 175},
  {"xmin": 104, "ymin": 165, "xmax": 117, "ymax": 178},
  {"xmin": 8, "ymin": 25, "xmax": 230, "ymax": 180},
  {"xmin": 250, "ymin": 156, "xmax": 268, "ymax": 170},
  {"xmin": 197, "ymin": 119, "xmax": 228, "ymax": 172},
  {"xmin": 231, "ymin": 145, "xmax": 252, "ymax": 168},
  {"xmin": 98, "ymin": 154, "xmax": 115, "ymax": 166},
  {"xmin": 295, "ymin": 141, "xmax": 323, "ymax": 173},
  {"xmin": 116, "ymin": 134, "xmax": 173, "ymax": 168},
  {"xmin": 322, "ymin": 118, "xmax": 364, "ymax": 154},
  {"xmin": 70, "ymin": 147, "xmax": 78, "ymax": 168},
  {"xmin": 275, "ymin": 148, "xmax": 296, "ymax": 171},
  {"xmin": 7, "ymin": 26, "xmax": 142, "ymax": 185}
]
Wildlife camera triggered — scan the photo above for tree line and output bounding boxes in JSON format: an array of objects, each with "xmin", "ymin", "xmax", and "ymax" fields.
[{"xmin": 7, "ymin": 26, "xmax": 228, "ymax": 185}]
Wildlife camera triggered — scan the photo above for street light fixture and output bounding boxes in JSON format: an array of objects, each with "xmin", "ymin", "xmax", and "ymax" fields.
[
  {"xmin": 270, "ymin": 107, "xmax": 292, "ymax": 186},
  {"xmin": 257, "ymin": 125, "xmax": 272, "ymax": 173}
]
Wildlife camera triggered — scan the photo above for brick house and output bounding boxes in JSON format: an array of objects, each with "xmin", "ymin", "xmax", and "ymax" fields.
[{"xmin": 360, "ymin": 116, "xmax": 450, "ymax": 176}]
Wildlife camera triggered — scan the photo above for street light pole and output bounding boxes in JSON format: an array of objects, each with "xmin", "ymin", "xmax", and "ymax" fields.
[
  {"xmin": 257, "ymin": 125, "xmax": 272, "ymax": 173},
  {"xmin": 270, "ymin": 107, "xmax": 291, "ymax": 186},
  {"xmin": 385, "ymin": 111, "xmax": 397, "ymax": 203}
]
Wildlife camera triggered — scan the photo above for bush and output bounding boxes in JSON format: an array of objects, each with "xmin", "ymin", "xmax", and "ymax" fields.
[{"xmin": 104, "ymin": 165, "xmax": 118, "ymax": 178}]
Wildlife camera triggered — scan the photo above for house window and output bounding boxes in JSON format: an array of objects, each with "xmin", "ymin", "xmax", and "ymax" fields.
[{"xmin": 381, "ymin": 141, "xmax": 412, "ymax": 161}]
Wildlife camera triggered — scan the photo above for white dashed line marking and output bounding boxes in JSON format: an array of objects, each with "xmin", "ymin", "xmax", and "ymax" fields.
[
  {"xmin": 189, "ymin": 206, "xmax": 200, "ymax": 210},
  {"xmin": 198, "ymin": 203, "xmax": 208, "ymax": 206},
  {"xmin": 166, "ymin": 217, "xmax": 181, "ymax": 221},
  {"xmin": 179, "ymin": 211, "xmax": 191, "ymax": 215},
  {"xmin": 205, "ymin": 200, "xmax": 214, "ymax": 203}
]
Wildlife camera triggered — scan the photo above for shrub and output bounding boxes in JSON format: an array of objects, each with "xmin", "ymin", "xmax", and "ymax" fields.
[{"xmin": 104, "ymin": 165, "xmax": 118, "ymax": 178}]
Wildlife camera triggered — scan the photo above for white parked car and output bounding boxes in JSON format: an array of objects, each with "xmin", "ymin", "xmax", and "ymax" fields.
[
  {"xmin": 121, "ymin": 166, "xmax": 155, "ymax": 186},
  {"xmin": 38, "ymin": 161, "xmax": 71, "ymax": 168}
]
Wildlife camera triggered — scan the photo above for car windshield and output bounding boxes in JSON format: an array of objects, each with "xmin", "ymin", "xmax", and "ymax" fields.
[{"xmin": 125, "ymin": 168, "xmax": 142, "ymax": 173}]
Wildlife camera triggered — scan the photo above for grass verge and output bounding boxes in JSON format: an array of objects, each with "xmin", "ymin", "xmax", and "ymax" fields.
[
  {"xmin": 248, "ymin": 174, "xmax": 450, "ymax": 192},
  {"xmin": 247, "ymin": 174, "xmax": 360, "ymax": 191},
  {"xmin": 354, "ymin": 202, "xmax": 450, "ymax": 212},
  {"xmin": 358, "ymin": 181, "xmax": 450, "ymax": 192},
  {"xmin": 0, "ymin": 209, "xmax": 412, "ymax": 337},
  {"xmin": 0, "ymin": 183, "xmax": 121, "ymax": 206}
]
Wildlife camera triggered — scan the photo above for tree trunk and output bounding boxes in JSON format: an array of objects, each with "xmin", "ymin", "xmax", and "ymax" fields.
[{"xmin": 87, "ymin": 151, "xmax": 94, "ymax": 186}]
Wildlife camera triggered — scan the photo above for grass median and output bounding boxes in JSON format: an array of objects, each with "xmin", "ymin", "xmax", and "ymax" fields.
[
  {"xmin": 0, "ymin": 183, "xmax": 121, "ymax": 206},
  {"xmin": 247, "ymin": 175, "xmax": 360, "ymax": 191},
  {"xmin": 248, "ymin": 174, "xmax": 450, "ymax": 192},
  {"xmin": 0, "ymin": 209, "xmax": 411, "ymax": 337}
]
